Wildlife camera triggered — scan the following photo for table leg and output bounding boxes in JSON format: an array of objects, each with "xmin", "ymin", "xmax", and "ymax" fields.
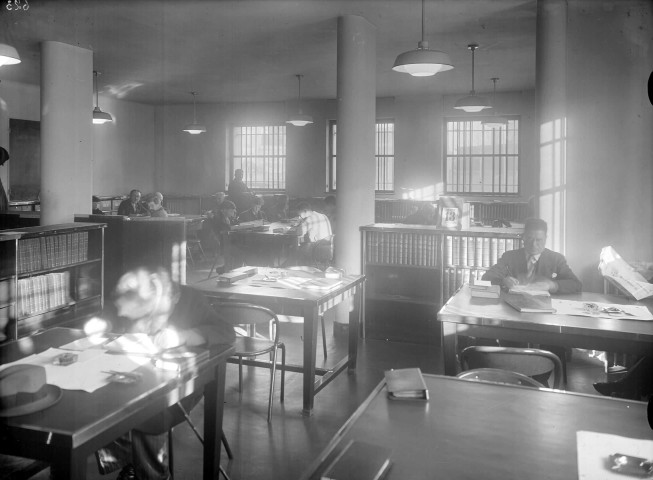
[
  {"xmin": 51, "ymin": 449, "xmax": 87, "ymax": 480},
  {"xmin": 441, "ymin": 321, "xmax": 459, "ymax": 376},
  {"xmin": 203, "ymin": 362, "xmax": 227, "ymax": 480},
  {"xmin": 348, "ymin": 289, "xmax": 361, "ymax": 371},
  {"xmin": 302, "ymin": 306, "xmax": 319, "ymax": 416}
]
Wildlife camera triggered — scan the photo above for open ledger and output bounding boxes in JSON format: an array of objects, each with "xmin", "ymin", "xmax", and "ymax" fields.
[
  {"xmin": 384, "ymin": 367, "xmax": 429, "ymax": 400},
  {"xmin": 321, "ymin": 440, "xmax": 392, "ymax": 480}
]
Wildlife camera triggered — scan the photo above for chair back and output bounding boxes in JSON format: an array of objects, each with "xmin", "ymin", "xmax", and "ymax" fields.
[
  {"xmin": 312, "ymin": 235, "xmax": 334, "ymax": 268},
  {"xmin": 457, "ymin": 368, "xmax": 545, "ymax": 388},
  {"xmin": 460, "ymin": 346, "xmax": 564, "ymax": 389},
  {"xmin": 216, "ymin": 302, "xmax": 280, "ymax": 344}
]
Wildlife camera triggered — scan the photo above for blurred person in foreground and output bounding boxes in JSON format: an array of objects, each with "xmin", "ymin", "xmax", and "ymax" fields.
[{"xmin": 93, "ymin": 266, "xmax": 235, "ymax": 480}]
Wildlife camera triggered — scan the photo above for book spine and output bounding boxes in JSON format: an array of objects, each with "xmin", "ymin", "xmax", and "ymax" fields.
[
  {"xmin": 445, "ymin": 235, "xmax": 452, "ymax": 266},
  {"xmin": 482, "ymin": 237, "xmax": 490, "ymax": 268},
  {"xmin": 490, "ymin": 237, "xmax": 498, "ymax": 266},
  {"xmin": 475, "ymin": 236, "xmax": 483, "ymax": 267}
]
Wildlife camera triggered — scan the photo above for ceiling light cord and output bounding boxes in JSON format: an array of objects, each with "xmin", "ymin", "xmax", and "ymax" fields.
[
  {"xmin": 296, "ymin": 75, "xmax": 303, "ymax": 113},
  {"xmin": 470, "ymin": 45, "xmax": 476, "ymax": 94}
]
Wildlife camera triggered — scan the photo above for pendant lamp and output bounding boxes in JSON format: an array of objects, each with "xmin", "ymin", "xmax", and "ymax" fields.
[
  {"xmin": 0, "ymin": 43, "xmax": 21, "ymax": 67},
  {"xmin": 482, "ymin": 78, "xmax": 509, "ymax": 128},
  {"xmin": 454, "ymin": 44, "xmax": 491, "ymax": 113},
  {"xmin": 286, "ymin": 75, "xmax": 313, "ymax": 127},
  {"xmin": 92, "ymin": 71, "xmax": 113, "ymax": 125},
  {"xmin": 392, "ymin": 0, "xmax": 453, "ymax": 77},
  {"xmin": 183, "ymin": 92, "xmax": 206, "ymax": 134}
]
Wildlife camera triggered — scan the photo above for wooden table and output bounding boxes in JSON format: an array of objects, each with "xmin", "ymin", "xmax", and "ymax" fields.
[
  {"xmin": 228, "ymin": 222, "xmax": 302, "ymax": 266},
  {"xmin": 437, "ymin": 284, "xmax": 653, "ymax": 375},
  {"xmin": 300, "ymin": 374, "xmax": 652, "ymax": 480},
  {"xmin": 194, "ymin": 268, "xmax": 366, "ymax": 415},
  {"xmin": 0, "ymin": 328, "xmax": 234, "ymax": 480}
]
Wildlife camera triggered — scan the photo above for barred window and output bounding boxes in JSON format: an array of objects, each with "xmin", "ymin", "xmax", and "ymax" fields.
[
  {"xmin": 444, "ymin": 117, "xmax": 520, "ymax": 195},
  {"xmin": 232, "ymin": 125, "xmax": 286, "ymax": 191},
  {"xmin": 327, "ymin": 119, "xmax": 394, "ymax": 193}
]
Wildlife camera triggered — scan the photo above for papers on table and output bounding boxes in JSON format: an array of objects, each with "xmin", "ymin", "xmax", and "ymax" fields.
[
  {"xmin": 577, "ymin": 431, "xmax": 653, "ymax": 479},
  {"xmin": 277, "ymin": 276, "xmax": 343, "ymax": 292},
  {"xmin": 551, "ymin": 299, "xmax": 653, "ymax": 320},
  {"xmin": 0, "ymin": 347, "xmax": 148, "ymax": 393}
]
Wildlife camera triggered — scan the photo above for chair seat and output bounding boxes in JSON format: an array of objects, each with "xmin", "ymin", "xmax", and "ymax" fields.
[{"xmin": 233, "ymin": 336, "xmax": 279, "ymax": 357}]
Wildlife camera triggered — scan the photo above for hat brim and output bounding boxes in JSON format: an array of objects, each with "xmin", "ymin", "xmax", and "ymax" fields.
[{"xmin": 0, "ymin": 384, "xmax": 62, "ymax": 417}]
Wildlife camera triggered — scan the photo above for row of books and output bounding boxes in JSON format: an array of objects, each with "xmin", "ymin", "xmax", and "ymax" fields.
[
  {"xmin": 17, "ymin": 232, "xmax": 89, "ymax": 274},
  {"xmin": 442, "ymin": 267, "xmax": 486, "ymax": 300},
  {"xmin": 365, "ymin": 231, "xmax": 439, "ymax": 267},
  {"xmin": 17, "ymin": 271, "xmax": 71, "ymax": 317},
  {"xmin": 469, "ymin": 202, "xmax": 529, "ymax": 224},
  {"xmin": 444, "ymin": 235, "xmax": 522, "ymax": 268},
  {"xmin": 375, "ymin": 200, "xmax": 434, "ymax": 223}
]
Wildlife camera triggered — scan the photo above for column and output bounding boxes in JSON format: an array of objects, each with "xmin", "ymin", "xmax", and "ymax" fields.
[{"xmin": 40, "ymin": 41, "xmax": 93, "ymax": 224}]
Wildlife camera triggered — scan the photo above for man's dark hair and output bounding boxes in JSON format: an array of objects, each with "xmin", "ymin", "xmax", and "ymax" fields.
[
  {"xmin": 296, "ymin": 201, "xmax": 311, "ymax": 213},
  {"xmin": 524, "ymin": 217, "xmax": 548, "ymax": 234},
  {"xmin": 220, "ymin": 200, "xmax": 237, "ymax": 211}
]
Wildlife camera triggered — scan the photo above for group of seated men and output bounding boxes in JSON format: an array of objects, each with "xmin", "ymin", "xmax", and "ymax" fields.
[{"xmin": 93, "ymin": 190, "xmax": 169, "ymax": 217}]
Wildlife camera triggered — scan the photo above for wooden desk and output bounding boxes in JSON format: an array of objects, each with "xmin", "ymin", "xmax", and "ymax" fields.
[
  {"xmin": 194, "ymin": 268, "xmax": 365, "ymax": 415},
  {"xmin": 228, "ymin": 222, "xmax": 302, "ymax": 266},
  {"xmin": 0, "ymin": 328, "xmax": 234, "ymax": 480},
  {"xmin": 301, "ymin": 374, "xmax": 652, "ymax": 480},
  {"xmin": 437, "ymin": 284, "xmax": 653, "ymax": 376}
]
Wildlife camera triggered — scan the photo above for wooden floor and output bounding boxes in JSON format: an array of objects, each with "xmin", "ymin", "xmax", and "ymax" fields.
[{"xmin": 33, "ymin": 258, "xmax": 608, "ymax": 480}]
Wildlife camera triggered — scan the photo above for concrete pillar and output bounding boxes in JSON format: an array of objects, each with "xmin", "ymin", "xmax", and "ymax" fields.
[
  {"xmin": 536, "ymin": 0, "xmax": 653, "ymax": 292},
  {"xmin": 336, "ymin": 15, "xmax": 376, "ymax": 275},
  {"xmin": 40, "ymin": 41, "xmax": 93, "ymax": 224}
]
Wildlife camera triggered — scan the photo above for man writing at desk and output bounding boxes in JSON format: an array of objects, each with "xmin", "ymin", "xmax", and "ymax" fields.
[
  {"xmin": 292, "ymin": 201, "xmax": 333, "ymax": 266},
  {"xmin": 482, "ymin": 218, "xmax": 582, "ymax": 294}
]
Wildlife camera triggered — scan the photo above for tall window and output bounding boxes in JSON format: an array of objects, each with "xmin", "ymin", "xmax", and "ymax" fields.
[
  {"xmin": 327, "ymin": 119, "xmax": 395, "ymax": 193},
  {"xmin": 444, "ymin": 117, "xmax": 520, "ymax": 194},
  {"xmin": 232, "ymin": 125, "xmax": 286, "ymax": 191}
]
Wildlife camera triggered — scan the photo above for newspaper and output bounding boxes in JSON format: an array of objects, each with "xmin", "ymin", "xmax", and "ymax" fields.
[{"xmin": 598, "ymin": 246, "xmax": 653, "ymax": 300}]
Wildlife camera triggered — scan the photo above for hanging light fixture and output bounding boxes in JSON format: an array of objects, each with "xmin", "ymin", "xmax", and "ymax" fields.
[
  {"xmin": 286, "ymin": 75, "xmax": 313, "ymax": 127},
  {"xmin": 92, "ymin": 71, "xmax": 113, "ymax": 125},
  {"xmin": 482, "ymin": 78, "xmax": 509, "ymax": 128},
  {"xmin": 392, "ymin": 0, "xmax": 453, "ymax": 77},
  {"xmin": 0, "ymin": 43, "xmax": 21, "ymax": 67},
  {"xmin": 183, "ymin": 92, "xmax": 206, "ymax": 134},
  {"xmin": 454, "ymin": 44, "xmax": 491, "ymax": 113}
]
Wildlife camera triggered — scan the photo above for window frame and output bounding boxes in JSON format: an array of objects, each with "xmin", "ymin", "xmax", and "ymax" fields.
[
  {"xmin": 230, "ymin": 124, "xmax": 287, "ymax": 192},
  {"xmin": 327, "ymin": 118, "xmax": 395, "ymax": 194},
  {"xmin": 443, "ymin": 115, "xmax": 521, "ymax": 196}
]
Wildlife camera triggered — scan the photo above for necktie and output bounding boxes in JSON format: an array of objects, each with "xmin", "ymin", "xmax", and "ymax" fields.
[{"xmin": 527, "ymin": 255, "xmax": 537, "ymax": 281}]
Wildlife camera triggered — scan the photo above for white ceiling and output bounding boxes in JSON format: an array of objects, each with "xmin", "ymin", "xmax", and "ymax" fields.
[{"xmin": 0, "ymin": 0, "xmax": 537, "ymax": 105}]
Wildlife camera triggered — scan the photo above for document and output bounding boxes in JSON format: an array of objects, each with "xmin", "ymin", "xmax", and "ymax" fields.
[
  {"xmin": 577, "ymin": 431, "xmax": 653, "ymax": 479},
  {"xmin": 599, "ymin": 246, "xmax": 653, "ymax": 300},
  {"xmin": 551, "ymin": 299, "xmax": 653, "ymax": 320}
]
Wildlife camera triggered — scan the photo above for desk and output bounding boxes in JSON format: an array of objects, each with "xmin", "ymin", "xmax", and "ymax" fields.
[
  {"xmin": 228, "ymin": 222, "xmax": 302, "ymax": 266},
  {"xmin": 301, "ymin": 374, "xmax": 652, "ymax": 480},
  {"xmin": 194, "ymin": 268, "xmax": 365, "ymax": 415},
  {"xmin": 437, "ymin": 284, "xmax": 653, "ymax": 376},
  {"xmin": 0, "ymin": 328, "xmax": 234, "ymax": 480}
]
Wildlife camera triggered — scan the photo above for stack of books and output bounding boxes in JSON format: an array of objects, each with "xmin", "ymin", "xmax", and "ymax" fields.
[{"xmin": 469, "ymin": 279, "xmax": 500, "ymax": 299}]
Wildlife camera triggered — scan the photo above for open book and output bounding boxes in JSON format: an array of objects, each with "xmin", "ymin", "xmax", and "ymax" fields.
[
  {"xmin": 503, "ymin": 292, "xmax": 555, "ymax": 313},
  {"xmin": 599, "ymin": 246, "xmax": 653, "ymax": 300},
  {"xmin": 278, "ymin": 276, "xmax": 343, "ymax": 292}
]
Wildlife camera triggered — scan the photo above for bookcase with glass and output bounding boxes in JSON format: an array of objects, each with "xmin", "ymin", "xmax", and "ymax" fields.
[{"xmin": 0, "ymin": 223, "xmax": 105, "ymax": 341}]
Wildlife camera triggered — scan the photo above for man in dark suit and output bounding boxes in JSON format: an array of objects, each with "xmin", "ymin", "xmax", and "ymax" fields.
[
  {"xmin": 117, "ymin": 189, "xmax": 150, "ymax": 216},
  {"xmin": 482, "ymin": 217, "xmax": 582, "ymax": 294}
]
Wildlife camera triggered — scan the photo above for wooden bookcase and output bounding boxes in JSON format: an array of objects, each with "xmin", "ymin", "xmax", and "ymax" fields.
[
  {"xmin": 360, "ymin": 224, "xmax": 522, "ymax": 345},
  {"xmin": 0, "ymin": 222, "xmax": 105, "ymax": 341}
]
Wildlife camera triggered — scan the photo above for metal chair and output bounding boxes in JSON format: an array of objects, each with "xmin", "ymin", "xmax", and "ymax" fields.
[
  {"xmin": 218, "ymin": 302, "xmax": 286, "ymax": 422},
  {"xmin": 287, "ymin": 265, "xmax": 329, "ymax": 358},
  {"xmin": 460, "ymin": 346, "xmax": 565, "ymax": 389},
  {"xmin": 457, "ymin": 368, "xmax": 546, "ymax": 388}
]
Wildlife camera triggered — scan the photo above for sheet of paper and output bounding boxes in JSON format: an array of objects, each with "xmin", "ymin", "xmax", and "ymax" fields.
[
  {"xmin": 577, "ymin": 431, "xmax": 653, "ymax": 479},
  {"xmin": 551, "ymin": 299, "xmax": 653, "ymax": 320},
  {"xmin": 0, "ymin": 348, "xmax": 149, "ymax": 393}
]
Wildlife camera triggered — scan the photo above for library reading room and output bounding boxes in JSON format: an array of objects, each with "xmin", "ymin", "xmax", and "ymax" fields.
[{"xmin": 0, "ymin": 1, "xmax": 652, "ymax": 479}]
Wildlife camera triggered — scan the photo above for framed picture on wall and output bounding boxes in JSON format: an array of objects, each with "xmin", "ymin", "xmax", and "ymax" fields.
[{"xmin": 441, "ymin": 207, "xmax": 460, "ymax": 229}]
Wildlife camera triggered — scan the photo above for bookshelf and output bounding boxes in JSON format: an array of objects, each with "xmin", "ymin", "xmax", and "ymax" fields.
[
  {"xmin": 360, "ymin": 224, "xmax": 523, "ymax": 345},
  {"xmin": 0, "ymin": 223, "xmax": 105, "ymax": 341}
]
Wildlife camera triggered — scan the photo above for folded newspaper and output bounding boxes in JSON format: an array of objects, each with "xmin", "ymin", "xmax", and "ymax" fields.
[{"xmin": 598, "ymin": 246, "xmax": 653, "ymax": 300}]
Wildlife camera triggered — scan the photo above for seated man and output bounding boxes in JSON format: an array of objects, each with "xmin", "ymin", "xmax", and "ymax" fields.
[
  {"xmin": 117, "ymin": 189, "xmax": 150, "ymax": 217},
  {"xmin": 227, "ymin": 169, "xmax": 254, "ymax": 213},
  {"xmin": 145, "ymin": 192, "xmax": 168, "ymax": 217},
  {"xmin": 482, "ymin": 217, "xmax": 582, "ymax": 294},
  {"xmin": 92, "ymin": 196, "xmax": 105, "ymax": 215},
  {"xmin": 212, "ymin": 200, "xmax": 245, "ymax": 269},
  {"xmin": 292, "ymin": 201, "xmax": 333, "ymax": 267},
  {"xmin": 238, "ymin": 195, "xmax": 267, "ymax": 222},
  {"xmin": 94, "ymin": 266, "xmax": 235, "ymax": 480}
]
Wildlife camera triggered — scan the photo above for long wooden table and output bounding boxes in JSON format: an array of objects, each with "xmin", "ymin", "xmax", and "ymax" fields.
[
  {"xmin": 0, "ymin": 328, "xmax": 234, "ymax": 480},
  {"xmin": 300, "ymin": 374, "xmax": 652, "ymax": 480},
  {"xmin": 195, "ymin": 268, "xmax": 365, "ymax": 415},
  {"xmin": 437, "ymin": 284, "xmax": 653, "ymax": 376}
]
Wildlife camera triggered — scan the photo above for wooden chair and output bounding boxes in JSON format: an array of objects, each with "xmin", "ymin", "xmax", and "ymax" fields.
[
  {"xmin": 457, "ymin": 368, "xmax": 546, "ymax": 388},
  {"xmin": 287, "ymin": 265, "xmax": 329, "ymax": 358},
  {"xmin": 460, "ymin": 346, "xmax": 565, "ymax": 389},
  {"xmin": 186, "ymin": 218, "xmax": 206, "ymax": 266},
  {"xmin": 218, "ymin": 302, "xmax": 286, "ymax": 422}
]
